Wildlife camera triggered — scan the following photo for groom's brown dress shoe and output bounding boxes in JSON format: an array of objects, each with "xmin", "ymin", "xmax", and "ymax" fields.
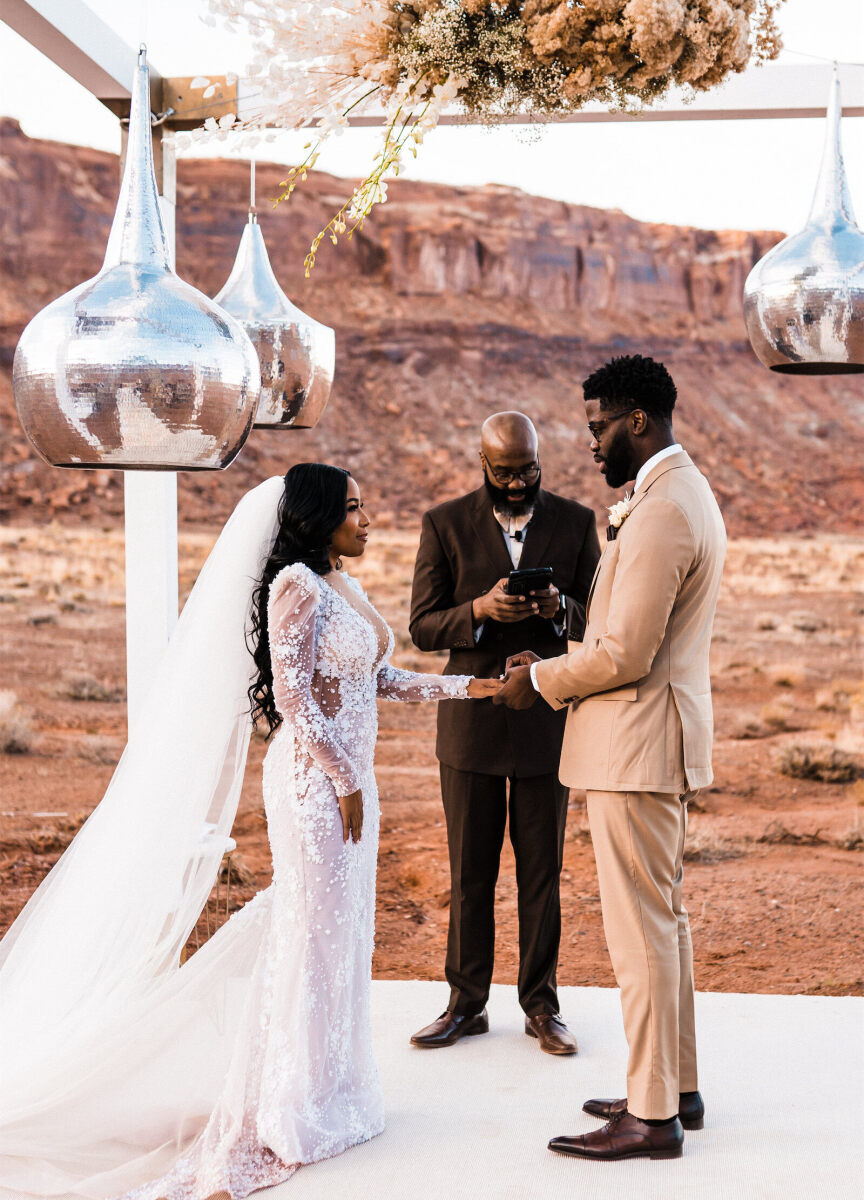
[
  {"xmin": 410, "ymin": 1009, "xmax": 489, "ymax": 1047},
  {"xmin": 525, "ymin": 1013, "xmax": 578, "ymax": 1055},
  {"xmin": 582, "ymin": 1091, "xmax": 704, "ymax": 1130},
  {"xmin": 548, "ymin": 1111, "xmax": 684, "ymax": 1161}
]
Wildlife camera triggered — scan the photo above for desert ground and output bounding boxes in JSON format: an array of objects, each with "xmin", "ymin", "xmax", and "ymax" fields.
[{"xmin": 0, "ymin": 523, "xmax": 861, "ymax": 998}]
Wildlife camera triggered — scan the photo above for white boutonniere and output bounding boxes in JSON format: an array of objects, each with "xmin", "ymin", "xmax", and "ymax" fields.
[{"xmin": 606, "ymin": 493, "xmax": 633, "ymax": 541}]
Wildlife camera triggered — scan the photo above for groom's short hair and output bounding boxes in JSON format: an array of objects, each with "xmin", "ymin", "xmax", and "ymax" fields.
[{"xmin": 583, "ymin": 354, "xmax": 677, "ymax": 421}]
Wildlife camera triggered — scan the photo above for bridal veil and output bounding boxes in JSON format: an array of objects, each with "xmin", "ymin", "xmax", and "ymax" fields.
[{"xmin": 0, "ymin": 475, "xmax": 285, "ymax": 1198}]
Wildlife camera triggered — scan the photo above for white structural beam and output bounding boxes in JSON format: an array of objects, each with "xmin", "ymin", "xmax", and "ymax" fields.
[
  {"xmin": 0, "ymin": 0, "xmax": 139, "ymax": 101},
  {"xmin": 306, "ymin": 63, "xmax": 864, "ymax": 127},
  {"xmin": 0, "ymin": 1, "xmax": 178, "ymax": 735}
]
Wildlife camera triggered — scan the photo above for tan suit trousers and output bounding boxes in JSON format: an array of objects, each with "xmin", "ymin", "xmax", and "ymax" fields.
[{"xmin": 586, "ymin": 789, "xmax": 699, "ymax": 1120}]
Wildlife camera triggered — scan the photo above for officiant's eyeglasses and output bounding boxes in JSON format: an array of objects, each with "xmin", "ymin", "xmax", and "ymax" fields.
[
  {"xmin": 485, "ymin": 462, "xmax": 541, "ymax": 484},
  {"xmin": 587, "ymin": 408, "xmax": 639, "ymax": 439}
]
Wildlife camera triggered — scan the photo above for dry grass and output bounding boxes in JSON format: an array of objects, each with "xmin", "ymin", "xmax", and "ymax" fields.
[
  {"xmin": 770, "ymin": 664, "xmax": 807, "ymax": 689},
  {"xmin": 0, "ymin": 813, "xmax": 87, "ymax": 855},
  {"xmin": 683, "ymin": 827, "xmax": 744, "ymax": 864},
  {"xmin": 760, "ymin": 703, "xmax": 798, "ymax": 732},
  {"xmin": 789, "ymin": 611, "xmax": 827, "ymax": 633},
  {"xmin": 58, "ymin": 673, "xmax": 125, "ymax": 703},
  {"xmin": 778, "ymin": 743, "xmax": 861, "ymax": 784},
  {"xmin": 757, "ymin": 821, "xmax": 827, "ymax": 847},
  {"xmin": 75, "ymin": 735, "xmax": 120, "ymax": 766},
  {"xmin": 0, "ymin": 690, "xmax": 37, "ymax": 755},
  {"xmin": 815, "ymin": 678, "xmax": 862, "ymax": 713}
]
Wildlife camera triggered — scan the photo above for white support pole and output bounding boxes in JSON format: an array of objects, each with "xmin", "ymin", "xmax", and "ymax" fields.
[{"xmin": 123, "ymin": 129, "xmax": 178, "ymax": 734}]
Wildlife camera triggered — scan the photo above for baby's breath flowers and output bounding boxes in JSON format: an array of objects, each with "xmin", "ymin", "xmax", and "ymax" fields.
[{"xmin": 203, "ymin": 0, "xmax": 785, "ymax": 270}]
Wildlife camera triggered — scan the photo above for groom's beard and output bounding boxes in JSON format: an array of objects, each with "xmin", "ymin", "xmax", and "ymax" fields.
[
  {"xmin": 600, "ymin": 431, "xmax": 635, "ymax": 490},
  {"xmin": 484, "ymin": 472, "xmax": 541, "ymax": 517}
]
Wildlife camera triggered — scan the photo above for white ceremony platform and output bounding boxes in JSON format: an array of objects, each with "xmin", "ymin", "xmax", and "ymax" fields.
[{"xmin": 274, "ymin": 980, "xmax": 863, "ymax": 1200}]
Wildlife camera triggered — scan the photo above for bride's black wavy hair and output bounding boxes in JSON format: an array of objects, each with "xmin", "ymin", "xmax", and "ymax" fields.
[{"xmin": 248, "ymin": 462, "xmax": 351, "ymax": 736}]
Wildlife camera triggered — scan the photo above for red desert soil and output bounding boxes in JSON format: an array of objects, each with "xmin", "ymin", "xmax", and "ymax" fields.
[{"xmin": 1, "ymin": 523, "xmax": 861, "ymax": 998}]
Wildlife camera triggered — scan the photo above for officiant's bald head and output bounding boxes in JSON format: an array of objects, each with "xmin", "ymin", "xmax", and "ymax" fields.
[
  {"xmin": 480, "ymin": 412, "xmax": 538, "ymax": 459},
  {"xmin": 479, "ymin": 413, "xmax": 541, "ymax": 516}
]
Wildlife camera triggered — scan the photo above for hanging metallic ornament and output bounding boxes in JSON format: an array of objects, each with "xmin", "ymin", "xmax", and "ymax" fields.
[
  {"xmin": 214, "ymin": 160, "xmax": 334, "ymax": 430},
  {"xmin": 12, "ymin": 47, "xmax": 260, "ymax": 469},
  {"xmin": 743, "ymin": 68, "xmax": 864, "ymax": 374}
]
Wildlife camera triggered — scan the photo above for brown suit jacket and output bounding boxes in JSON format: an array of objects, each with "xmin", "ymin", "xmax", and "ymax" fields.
[
  {"xmin": 534, "ymin": 451, "xmax": 726, "ymax": 793},
  {"xmin": 410, "ymin": 486, "xmax": 601, "ymax": 777}
]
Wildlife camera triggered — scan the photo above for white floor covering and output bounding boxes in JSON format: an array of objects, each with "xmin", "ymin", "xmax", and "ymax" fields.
[{"xmin": 270, "ymin": 979, "xmax": 863, "ymax": 1200}]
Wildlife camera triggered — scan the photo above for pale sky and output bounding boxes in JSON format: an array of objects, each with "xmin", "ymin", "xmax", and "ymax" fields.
[{"xmin": 1, "ymin": 0, "xmax": 863, "ymax": 234}]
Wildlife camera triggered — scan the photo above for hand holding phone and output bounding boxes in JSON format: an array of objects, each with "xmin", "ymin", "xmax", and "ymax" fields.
[{"xmin": 505, "ymin": 567, "xmax": 553, "ymax": 596}]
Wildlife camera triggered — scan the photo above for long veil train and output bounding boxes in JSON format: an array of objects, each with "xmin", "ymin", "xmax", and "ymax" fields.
[{"xmin": 0, "ymin": 475, "xmax": 285, "ymax": 1199}]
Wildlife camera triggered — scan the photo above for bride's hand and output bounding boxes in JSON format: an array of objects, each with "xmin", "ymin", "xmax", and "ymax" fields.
[
  {"xmin": 467, "ymin": 677, "xmax": 504, "ymax": 699},
  {"xmin": 338, "ymin": 789, "xmax": 364, "ymax": 843}
]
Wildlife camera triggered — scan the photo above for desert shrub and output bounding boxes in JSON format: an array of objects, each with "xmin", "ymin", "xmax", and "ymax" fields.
[
  {"xmin": 755, "ymin": 612, "xmax": 778, "ymax": 631},
  {"xmin": 790, "ymin": 611, "xmax": 826, "ymax": 633},
  {"xmin": 217, "ymin": 853, "xmax": 254, "ymax": 887},
  {"xmin": 779, "ymin": 743, "xmax": 861, "ymax": 784},
  {"xmin": 59, "ymin": 673, "xmax": 124, "ymax": 703},
  {"xmin": 683, "ymin": 828, "xmax": 744, "ymax": 864},
  {"xmin": 760, "ymin": 703, "xmax": 798, "ymax": 732},
  {"xmin": 757, "ymin": 821, "xmax": 826, "ymax": 846},
  {"xmin": 834, "ymin": 825, "xmax": 863, "ymax": 851},
  {"xmin": 814, "ymin": 678, "xmax": 861, "ymax": 713},
  {"xmin": 76, "ymin": 735, "xmax": 120, "ymax": 766},
  {"xmin": 0, "ymin": 690, "xmax": 37, "ymax": 754},
  {"xmin": 770, "ymin": 664, "xmax": 807, "ymax": 689}
]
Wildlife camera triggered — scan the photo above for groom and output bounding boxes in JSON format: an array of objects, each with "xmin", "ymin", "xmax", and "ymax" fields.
[{"xmin": 496, "ymin": 355, "xmax": 726, "ymax": 1161}]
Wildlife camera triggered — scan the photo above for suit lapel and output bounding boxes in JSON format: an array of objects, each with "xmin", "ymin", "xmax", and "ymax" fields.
[
  {"xmin": 623, "ymin": 450, "xmax": 693, "ymax": 520},
  {"xmin": 584, "ymin": 451, "xmax": 693, "ymax": 622},
  {"xmin": 518, "ymin": 490, "xmax": 556, "ymax": 570},
  {"xmin": 468, "ymin": 488, "xmax": 515, "ymax": 577}
]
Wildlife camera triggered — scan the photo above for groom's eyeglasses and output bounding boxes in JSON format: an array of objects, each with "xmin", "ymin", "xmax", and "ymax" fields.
[
  {"xmin": 485, "ymin": 462, "xmax": 541, "ymax": 484},
  {"xmin": 587, "ymin": 408, "xmax": 639, "ymax": 439}
]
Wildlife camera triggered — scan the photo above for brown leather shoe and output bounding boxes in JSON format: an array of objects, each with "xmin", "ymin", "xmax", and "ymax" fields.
[
  {"xmin": 410, "ymin": 1009, "xmax": 489, "ymax": 1048},
  {"xmin": 525, "ymin": 1013, "xmax": 578, "ymax": 1055},
  {"xmin": 549, "ymin": 1110, "xmax": 684, "ymax": 1161},
  {"xmin": 583, "ymin": 1092, "xmax": 704, "ymax": 1131}
]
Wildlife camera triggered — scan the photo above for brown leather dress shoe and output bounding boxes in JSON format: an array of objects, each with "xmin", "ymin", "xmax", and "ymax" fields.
[
  {"xmin": 548, "ymin": 1110, "xmax": 684, "ymax": 1161},
  {"xmin": 583, "ymin": 1091, "xmax": 704, "ymax": 1130},
  {"xmin": 525, "ymin": 1013, "xmax": 578, "ymax": 1055},
  {"xmin": 410, "ymin": 1009, "xmax": 489, "ymax": 1048}
]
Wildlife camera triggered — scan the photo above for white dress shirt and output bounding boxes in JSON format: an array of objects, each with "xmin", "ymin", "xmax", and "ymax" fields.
[
  {"xmin": 633, "ymin": 443, "xmax": 682, "ymax": 493},
  {"xmin": 527, "ymin": 444, "xmax": 684, "ymax": 692}
]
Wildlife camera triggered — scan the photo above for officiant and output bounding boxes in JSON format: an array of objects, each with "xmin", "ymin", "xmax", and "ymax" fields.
[{"xmin": 408, "ymin": 412, "xmax": 600, "ymax": 1054}]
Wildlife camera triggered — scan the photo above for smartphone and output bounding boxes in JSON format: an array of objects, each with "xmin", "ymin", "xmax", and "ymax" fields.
[{"xmin": 506, "ymin": 566, "xmax": 553, "ymax": 596}]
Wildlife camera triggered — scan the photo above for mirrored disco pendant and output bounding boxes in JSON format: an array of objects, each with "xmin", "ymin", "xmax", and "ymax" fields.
[
  {"xmin": 12, "ymin": 47, "xmax": 261, "ymax": 469},
  {"xmin": 215, "ymin": 163, "xmax": 334, "ymax": 430},
  {"xmin": 743, "ymin": 69, "xmax": 864, "ymax": 374}
]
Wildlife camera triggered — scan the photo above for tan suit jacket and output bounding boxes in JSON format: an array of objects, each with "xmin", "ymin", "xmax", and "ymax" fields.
[{"xmin": 534, "ymin": 450, "xmax": 726, "ymax": 794}]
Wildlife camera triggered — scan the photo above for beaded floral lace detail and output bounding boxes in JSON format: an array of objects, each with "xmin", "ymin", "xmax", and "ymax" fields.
[{"xmin": 121, "ymin": 564, "xmax": 470, "ymax": 1200}]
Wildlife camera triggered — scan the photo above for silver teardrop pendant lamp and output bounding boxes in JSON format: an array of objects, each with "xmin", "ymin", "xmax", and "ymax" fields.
[
  {"xmin": 214, "ymin": 161, "xmax": 335, "ymax": 430},
  {"xmin": 743, "ymin": 68, "xmax": 864, "ymax": 374},
  {"xmin": 12, "ymin": 47, "xmax": 261, "ymax": 469}
]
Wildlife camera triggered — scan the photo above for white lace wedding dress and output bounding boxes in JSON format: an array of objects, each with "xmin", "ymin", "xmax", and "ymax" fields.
[
  {"xmin": 119, "ymin": 563, "xmax": 472, "ymax": 1200},
  {"xmin": 0, "ymin": 555, "xmax": 470, "ymax": 1200}
]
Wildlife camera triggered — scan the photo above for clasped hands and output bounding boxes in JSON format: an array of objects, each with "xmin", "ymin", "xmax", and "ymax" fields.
[{"xmin": 467, "ymin": 651, "xmax": 542, "ymax": 710}]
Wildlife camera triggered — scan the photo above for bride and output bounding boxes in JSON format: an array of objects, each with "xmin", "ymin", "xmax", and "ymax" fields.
[{"xmin": 0, "ymin": 464, "xmax": 500, "ymax": 1200}]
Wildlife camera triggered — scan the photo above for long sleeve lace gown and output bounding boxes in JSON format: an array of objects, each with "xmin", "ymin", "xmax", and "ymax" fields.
[
  {"xmin": 1, "ymin": 564, "xmax": 471, "ymax": 1200},
  {"xmin": 121, "ymin": 563, "xmax": 473, "ymax": 1200}
]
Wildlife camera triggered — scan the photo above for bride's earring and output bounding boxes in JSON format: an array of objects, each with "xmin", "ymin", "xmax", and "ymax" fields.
[{"xmin": 334, "ymin": 555, "xmax": 343, "ymax": 570}]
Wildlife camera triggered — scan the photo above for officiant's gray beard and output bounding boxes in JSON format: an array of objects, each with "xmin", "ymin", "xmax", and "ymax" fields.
[{"xmin": 484, "ymin": 472, "xmax": 541, "ymax": 517}]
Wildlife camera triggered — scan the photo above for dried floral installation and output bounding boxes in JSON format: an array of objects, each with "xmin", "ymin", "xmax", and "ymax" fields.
[{"xmin": 194, "ymin": 1, "xmax": 785, "ymax": 270}]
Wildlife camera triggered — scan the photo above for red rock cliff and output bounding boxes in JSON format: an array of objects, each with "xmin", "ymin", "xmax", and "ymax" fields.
[{"xmin": 1, "ymin": 117, "xmax": 862, "ymax": 534}]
